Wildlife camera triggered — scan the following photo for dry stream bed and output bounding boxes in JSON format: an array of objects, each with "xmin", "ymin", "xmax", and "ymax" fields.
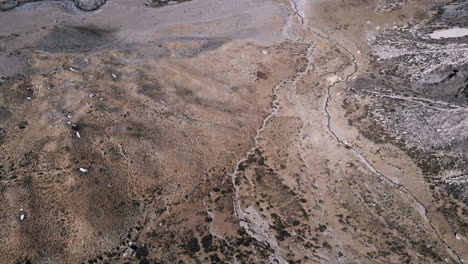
[{"xmin": 0, "ymin": 0, "xmax": 467, "ymax": 263}]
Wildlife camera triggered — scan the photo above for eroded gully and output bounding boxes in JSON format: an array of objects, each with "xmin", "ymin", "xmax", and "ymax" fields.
[
  {"xmin": 207, "ymin": 0, "xmax": 463, "ymax": 262},
  {"xmin": 291, "ymin": 0, "xmax": 463, "ymax": 262}
]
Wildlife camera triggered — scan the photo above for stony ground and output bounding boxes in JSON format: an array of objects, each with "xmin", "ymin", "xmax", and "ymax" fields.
[{"xmin": 0, "ymin": 0, "xmax": 467, "ymax": 263}]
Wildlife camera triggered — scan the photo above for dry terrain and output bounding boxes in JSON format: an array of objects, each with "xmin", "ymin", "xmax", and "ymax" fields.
[{"xmin": 0, "ymin": 0, "xmax": 467, "ymax": 263}]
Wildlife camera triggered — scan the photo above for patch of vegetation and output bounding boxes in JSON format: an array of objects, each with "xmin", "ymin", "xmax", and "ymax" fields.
[{"xmin": 183, "ymin": 237, "xmax": 200, "ymax": 254}]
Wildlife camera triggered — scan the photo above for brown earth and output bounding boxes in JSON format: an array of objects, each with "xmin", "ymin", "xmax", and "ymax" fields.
[{"xmin": 0, "ymin": 0, "xmax": 466, "ymax": 263}]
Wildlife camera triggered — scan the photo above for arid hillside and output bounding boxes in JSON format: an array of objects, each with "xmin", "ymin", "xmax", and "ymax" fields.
[{"xmin": 0, "ymin": 0, "xmax": 466, "ymax": 263}]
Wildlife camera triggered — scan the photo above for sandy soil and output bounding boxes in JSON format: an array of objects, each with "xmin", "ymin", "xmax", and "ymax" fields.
[{"xmin": 0, "ymin": 0, "xmax": 467, "ymax": 263}]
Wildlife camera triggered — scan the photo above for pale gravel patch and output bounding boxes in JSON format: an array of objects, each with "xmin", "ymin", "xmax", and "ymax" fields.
[{"xmin": 429, "ymin": 27, "xmax": 468, "ymax": 39}]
